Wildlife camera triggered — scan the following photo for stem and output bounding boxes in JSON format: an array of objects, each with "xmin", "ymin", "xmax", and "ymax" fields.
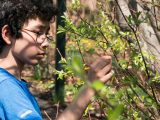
[
  {"xmin": 76, "ymin": 40, "xmax": 86, "ymax": 65},
  {"xmin": 152, "ymin": 0, "xmax": 159, "ymax": 30},
  {"xmin": 126, "ymin": 90, "xmax": 155, "ymax": 119},
  {"xmin": 44, "ymin": 110, "xmax": 52, "ymax": 120},
  {"xmin": 76, "ymin": 12, "xmax": 160, "ymax": 109},
  {"xmin": 115, "ymin": 0, "xmax": 150, "ymax": 80}
]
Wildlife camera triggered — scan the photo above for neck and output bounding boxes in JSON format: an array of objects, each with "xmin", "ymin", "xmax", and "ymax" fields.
[
  {"xmin": 0, "ymin": 47, "xmax": 24, "ymax": 80},
  {"xmin": 3, "ymin": 65, "xmax": 22, "ymax": 80}
]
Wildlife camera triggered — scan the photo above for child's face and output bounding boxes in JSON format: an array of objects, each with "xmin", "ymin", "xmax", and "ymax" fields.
[{"xmin": 11, "ymin": 17, "xmax": 51, "ymax": 66}]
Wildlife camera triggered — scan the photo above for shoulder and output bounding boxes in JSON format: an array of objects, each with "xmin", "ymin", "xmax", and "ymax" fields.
[
  {"xmin": 0, "ymin": 77, "xmax": 22, "ymax": 96},
  {"xmin": 0, "ymin": 68, "xmax": 23, "ymax": 92},
  {"xmin": 0, "ymin": 69, "xmax": 27, "ymax": 105},
  {"xmin": 0, "ymin": 69, "xmax": 22, "ymax": 96},
  {"xmin": 0, "ymin": 76, "xmax": 42, "ymax": 120}
]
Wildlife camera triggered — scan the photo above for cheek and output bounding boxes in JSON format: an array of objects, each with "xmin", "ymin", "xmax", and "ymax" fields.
[
  {"xmin": 22, "ymin": 46, "xmax": 38, "ymax": 58},
  {"xmin": 12, "ymin": 41, "xmax": 38, "ymax": 60}
]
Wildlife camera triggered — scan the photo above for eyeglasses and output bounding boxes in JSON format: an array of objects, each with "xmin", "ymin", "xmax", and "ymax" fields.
[{"xmin": 21, "ymin": 29, "xmax": 54, "ymax": 45}]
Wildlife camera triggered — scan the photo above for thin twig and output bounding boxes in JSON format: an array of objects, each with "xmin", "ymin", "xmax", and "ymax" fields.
[
  {"xmin": 55, "ymin": 102, "xmax": 60, "ymax": 119},
  {"xmin": 76, "ymin": 40, "xmax": 86, "ymax": 65},
  {"xmin": 115, "ymin": 0, "xmax": 150, "ymax": 80},
  {"xmin": 77, "ymin": 10, "xmax": 159, "ymax": 108},
  {"xmin": 126, "ymin": 90, "xmax": 155, "ymax": 119},
  {"xmin": 56, "ymin": 48, "xmax": 63, "ymax": 58},
  {"xmin": 88, "ymin": 112, "xmax": 92, "ymax": 120},
  {"xmin": 152, "ymin": 0, "xmax": 159, "ymax": 30},
  {"xmin": 114, "ymin": 0, "xmax": 160, "ymax": 109},
  {"xmin": 137, "ymin": 0, "xmax": 160, "ymax": 8},
  {"xmin": 44, "ymin": 110, "xmax": 52, "ymax": 120}
]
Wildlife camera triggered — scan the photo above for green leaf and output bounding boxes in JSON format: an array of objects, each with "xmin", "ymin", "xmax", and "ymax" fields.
[
  {"xmin": 91, "ymin": 80, "xmax": 105, "ymax": 91},
  {"xmin": 108, "ymin": 104, "xmax": 124, "ymax": 120},
  {"xmin": 71, "ymin": 55, "xmax": 85, "ymax": 80},
  {"xmin": 57, "ymin": 26, "xmax": 66, "ymax": 34},
  {"xmin": 34, "ymin": 64, "xmax": 42, "ymax": 80}
]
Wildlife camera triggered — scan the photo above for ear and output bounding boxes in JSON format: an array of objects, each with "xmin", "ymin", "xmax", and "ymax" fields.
[{"xmin": 1, "ymin": 25, "xmax": 12, "ymax": 45}]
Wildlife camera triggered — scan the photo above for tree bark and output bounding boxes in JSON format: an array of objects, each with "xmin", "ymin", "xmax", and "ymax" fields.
[
  {"xmin": 115, "ymin": 0, "xmax": 160, "ymax": 73},
  {"xmin": 137, "ymin": 2, "xmax": 160, "ymax": 73},
  {"xmin": 116, "ymin": 0, "xmax": 131, "ymax": 31}
]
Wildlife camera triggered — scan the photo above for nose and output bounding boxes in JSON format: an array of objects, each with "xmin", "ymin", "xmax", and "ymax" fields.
[{"xmin": 40, "ymin": 37, "xmax": 49, "ymax": 50}]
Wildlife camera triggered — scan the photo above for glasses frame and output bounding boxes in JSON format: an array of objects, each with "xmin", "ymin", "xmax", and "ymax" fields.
[{"xmin": 21, "ymin": 29, "xmax": 54, "ymax": 45}]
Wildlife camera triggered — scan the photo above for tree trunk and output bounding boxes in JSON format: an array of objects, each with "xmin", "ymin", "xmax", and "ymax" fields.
[{"xmin": 115, "ymin": 0, "xmax": 160, "ymax": 73}]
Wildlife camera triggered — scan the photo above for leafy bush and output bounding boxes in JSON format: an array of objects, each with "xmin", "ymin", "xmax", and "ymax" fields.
[{"xmin": 56, "ymin": 0, "xmax": 160, "ymax": 119}]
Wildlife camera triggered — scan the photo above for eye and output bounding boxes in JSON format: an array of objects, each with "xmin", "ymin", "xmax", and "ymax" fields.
[
  {"xmin": 35, "ymin": 31, "xmax": 44, "ymax": 36},
  {"xmin": 45, "ymin": 29, "xmax": 50, "ymax": 35}
]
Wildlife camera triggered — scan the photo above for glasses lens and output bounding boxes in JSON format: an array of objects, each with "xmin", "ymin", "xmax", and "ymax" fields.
[{"xmin": 47, "ymin": 35, "xmax": 54, "ymax": 42}]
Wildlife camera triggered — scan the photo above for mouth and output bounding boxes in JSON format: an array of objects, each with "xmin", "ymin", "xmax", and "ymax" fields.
[{"xmin": 37, "ymin": 52, "xmax": 45, "ymax": 58}]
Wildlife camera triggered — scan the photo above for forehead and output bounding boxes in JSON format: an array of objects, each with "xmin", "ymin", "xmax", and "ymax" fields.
[{"xmin": 23, "ymin": 17, "xmax": 50, "ymax": 29}]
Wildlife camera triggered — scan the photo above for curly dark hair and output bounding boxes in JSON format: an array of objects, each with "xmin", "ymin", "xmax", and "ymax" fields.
[{"xmin": 0, "ymin": 0, "xmax": 58, "ymax": 51}]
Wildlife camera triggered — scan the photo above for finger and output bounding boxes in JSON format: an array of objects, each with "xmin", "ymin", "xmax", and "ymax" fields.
[
  {"xmin": 90, "ymin": 56, "xmax": 112, "ymax": 72},
  {"xmin": 100, "ymin": 70, "xmax": 114, "ymax": 83},
  {"xmin": 96, "ymin": 63, "xmax": 112, "ymax": 77},
  {"xmin": 91, "ymin": 56, "xmax": 111, "ymax": 68}
]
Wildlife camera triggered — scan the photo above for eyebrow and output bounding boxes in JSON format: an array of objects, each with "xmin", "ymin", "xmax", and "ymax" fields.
[
  {"xmin": 32, "ymin": 25, "xmax": 50, "ymax": 32},
  {"xmin": 34, "ymin": 25, "xmax": 47, "ymax": 30}
]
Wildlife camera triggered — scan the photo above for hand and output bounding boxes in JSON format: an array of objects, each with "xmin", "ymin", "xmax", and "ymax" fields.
[{"xmin": 87, "ymin": 56, "xmax": 113, "ymax": 83}]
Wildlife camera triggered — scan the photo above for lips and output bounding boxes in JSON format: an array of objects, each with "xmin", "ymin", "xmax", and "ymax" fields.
[{"xmin": 37, "ymin": 52, "xmax": 45, "ymax": 58}]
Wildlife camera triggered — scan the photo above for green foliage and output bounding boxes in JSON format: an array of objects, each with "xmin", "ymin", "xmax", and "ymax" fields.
[
  {"xmin": 71, "ymin": 55, "xmax": 85, "ymax": 80},
  {"xmin": 91, "ymin": 80, "xmax": 105, "ymax": 91},
  {"xmin": 127, "ymin": 11, "xmax": 146, "ymax": 26},
  {"xmin": 55, "ymin": 0, "xmax": 160, "ymax": 119},
  {"xmin": 108, "ymin": 104, "xmax": 124, "ymax": 120},
  {"xmin": 34, "ymin": 64, "xmax": 42, "ymax": 80},
  {"xmin": 54, "ymin": 57, "xmax": 73, "ymax": 80}
]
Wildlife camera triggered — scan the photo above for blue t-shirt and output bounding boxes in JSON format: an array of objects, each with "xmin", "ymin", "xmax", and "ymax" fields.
[{"xmin": 0, "ymin": 68, "xmax": 42, "ymax": 120}]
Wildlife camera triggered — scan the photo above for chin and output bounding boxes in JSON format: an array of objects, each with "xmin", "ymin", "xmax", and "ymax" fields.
[{"xmin": 27, "ymin": 59, "xmax": 39, "ymax": 65}]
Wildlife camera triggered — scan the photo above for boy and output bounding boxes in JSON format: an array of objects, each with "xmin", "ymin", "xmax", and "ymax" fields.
[{"xmin": 0, "ymin": 0, "xmax": 113, "ymax": 119}]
